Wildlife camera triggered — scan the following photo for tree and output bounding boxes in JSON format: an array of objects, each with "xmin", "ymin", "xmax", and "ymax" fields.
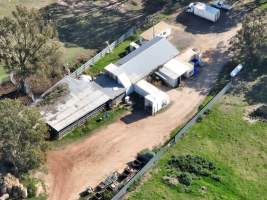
[
  {"xmin": 0, "ymin": 99, "xmax": 48, "ymax": 175},
  {"xmin": 0, "ymin": 6, "xmax": 63, "ymax": 93},
  {"xmin": 229, "ymin": 10, "xmax": 267, "ymax": 67}
]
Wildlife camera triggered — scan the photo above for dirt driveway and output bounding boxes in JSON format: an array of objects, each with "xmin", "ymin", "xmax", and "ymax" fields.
[{"xmin": 44, "ymin": 14, "xmax": 240, "ymax": 200}]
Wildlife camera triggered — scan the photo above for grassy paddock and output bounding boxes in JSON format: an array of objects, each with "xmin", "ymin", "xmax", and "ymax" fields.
[
  {"xmin": 0, "ymin": 65, "xmax": 8, "ymax": 82},
  {"xmin": 127, "ymin": 93, "xmax": 267, "ymax": 200},
  {"xmin": 85, "ymin": 35, "xmax": 139, "ymax": 76}
]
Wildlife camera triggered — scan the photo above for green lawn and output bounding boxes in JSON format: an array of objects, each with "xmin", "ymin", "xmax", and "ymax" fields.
[
  {"xmin": 0, "ymin": 66, "xmax": 8, "ymax": 82},
  {"xmin": 127, "ymin": 88, "xmax": 267, "ymax": 200},
  {"xmin": 85, "ymin": 35, "xmax": 139, "ymax": 76}
]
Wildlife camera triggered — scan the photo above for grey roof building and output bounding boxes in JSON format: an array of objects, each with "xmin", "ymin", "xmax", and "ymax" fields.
[
  {"xmin": 116, "ymin": 37, "xmax": 179, "ymax": 83},
  {"xmin": 40, "ymin": 37, "xmax": 179, "ymax": 138},
  {"xmin": 39, "ymin": 76, "xmax": 112, "ymax": 136}
]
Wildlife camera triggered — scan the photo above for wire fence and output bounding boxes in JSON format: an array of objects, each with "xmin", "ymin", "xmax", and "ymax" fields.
[
  {"xmin": 70, "ymin": 27, "xmax": 135, "ymax": 78},
  {"xmin": 111, "ymin": 81, "xmax": 233, "ymax": 200},
  {"xmin": 70, "ymin": 12, "xmax": 164, "ymax": 78}
]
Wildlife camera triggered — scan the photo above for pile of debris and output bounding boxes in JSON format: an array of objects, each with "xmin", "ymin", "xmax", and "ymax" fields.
[
  {"xmin": 80, "ymin": 150, "xmax": 155, "ymax": 200},
  {"xmin": 0, "ymin": 173, "xmax": 27, "ymax": 200}
]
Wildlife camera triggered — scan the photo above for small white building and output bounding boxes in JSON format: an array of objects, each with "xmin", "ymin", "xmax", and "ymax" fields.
[
  {"xmin": 134, "ymin": 80, "xmax": 170, "ymax": 115},
  {"xmin": 105, "ymin": 63, "xmax": 133, "ymax": 95},
  {"xmin": 157, "ymin": 59, "xmax": 194, "ymax": 88}
]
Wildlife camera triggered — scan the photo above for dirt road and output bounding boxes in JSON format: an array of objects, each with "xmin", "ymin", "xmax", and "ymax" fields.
[{"xmin": 44, "ymin": 15, "xmax": 240, "ymax": 200}]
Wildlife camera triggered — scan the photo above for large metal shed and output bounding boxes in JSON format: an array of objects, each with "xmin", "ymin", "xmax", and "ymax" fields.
[
  {"xmin": 116, "ymin": 37, "xmax": 179, "ymax": 84},
  {"xmin": 39, "ymin": 76, "xmax": 116, "ymax": 138}
]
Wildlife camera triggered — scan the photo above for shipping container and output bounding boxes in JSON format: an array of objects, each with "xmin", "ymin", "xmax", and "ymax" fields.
[{"xmin": 186, "ymin": 2, "xmax": 220, "ymax": 22}]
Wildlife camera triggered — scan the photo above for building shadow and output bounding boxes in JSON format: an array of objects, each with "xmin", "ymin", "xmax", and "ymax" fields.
[{"xmin": 120, "ymin": 108, "xmax": 149, "ymax": 124}]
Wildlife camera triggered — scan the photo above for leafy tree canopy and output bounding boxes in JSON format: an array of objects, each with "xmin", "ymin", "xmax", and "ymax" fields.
[
  {"xmin": 0, "ymin": 6, "xmax": 63, "ymax": 92},
  {"xmin": 229, "ymin": 10, "xmax": 267, "ymax": 67},
  {"xmin": 0, "ymin": 99, "xmax": 48, "ymax": 175}
]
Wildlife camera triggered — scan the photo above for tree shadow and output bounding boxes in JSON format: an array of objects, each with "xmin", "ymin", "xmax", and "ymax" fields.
[
  {"xmin": 185, "ymin": 41, "xmax": 231, "ymax": 96},
  {"xmin": 41, "ymin": 0, "xmax": 149, "ymax": 50},
  {"xmin": 245, "ymin": 76, "xmax": 267, "ymax": 105},
  {"xmin": 175, "ymin": 2, "xmax": 255, "ymax": 34}
]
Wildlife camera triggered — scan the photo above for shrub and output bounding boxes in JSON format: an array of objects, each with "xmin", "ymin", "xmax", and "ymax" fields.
[
  {"xmin": 178, "ymin": 173, "xmax": 192, "ymax": 186},
  {"xmin": 168, "ymin": 155, "xmax": 216, "ymax": 176},
  {"xmin": 196, "ymin": 116, "xmax": 203, "ymax": 123},
  {"xmin": 137, "ymin": 149, "xmax": 155, "ymax": 164},
  {"xmin": 21, "ymin": 175, "xmax": 38, "ymax": 198},
  {"xmin": 249, "ymin": 105, "xmax": 267, "ymax": 121},
  {"xmin": 101, "ymin": 190, "xmax": 115, "ymax": 200},
  {"xmin": 211, "ymin": 174, "xmax": 221, "ymax": 182}
]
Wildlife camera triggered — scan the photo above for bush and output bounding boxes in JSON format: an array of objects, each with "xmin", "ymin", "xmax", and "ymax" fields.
[
  {"xmin": 178, "ymin": 173, "xmax": 192, "ymax": 186},
  {"xmin": 168, "ymin": 155, "xmax": 216, "ymax": 176},
  {"xmin": 101, "ymin": 190, "xmax": 115, "ymax": 200},
  {"xmin": 137, "ymin": 149, "xmax": 155, "ymax": 164},
  {"xmin": 250, "ymin": 105, "xmax": 267, "ymax": 121},
  {"xmin": 196, "ymin": 116, "xmax": 203, "ymax": 123},
  {"xmin": 21, "ymin": 175, "xmax": 38, "ymax": 198},
  {"xmin": 211, "ymin": 174, "xmax": 221, "ymax": 182}
]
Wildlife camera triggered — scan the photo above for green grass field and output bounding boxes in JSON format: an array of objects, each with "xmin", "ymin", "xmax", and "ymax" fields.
[
  {"xmin": 85, "ymin": 35, "xmax": 138, "ymax": 76},
  {"xmin": 0, "ymin": 65, "xmax": 8, "ymax": 82},
  {"xmin": 127, "ymin": 91, "xmax": 267, "ymax": 200}
]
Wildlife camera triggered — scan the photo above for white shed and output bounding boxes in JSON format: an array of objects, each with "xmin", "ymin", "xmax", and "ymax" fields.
[
  {"xmin": 157, "ymin": 59, "xmax": 194, "ymax": 88},
  {"xmin": 105, "ymin": 63, "xmax": 121, "ymax": 80},
  {"xmin": 134, "ymin": 80, "xmax": 170, "ymax": 115}
]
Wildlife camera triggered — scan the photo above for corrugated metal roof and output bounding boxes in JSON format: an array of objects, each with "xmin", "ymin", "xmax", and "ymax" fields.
[
  {"xmin": 40, "ymin": 76, "xmax": 110, "ymax": 132},
  {"xmin": 195, "ymin": 2, "xmax": 220, "ymax": 14},
  {"xmin": 158, "ymin": 67, "xmax": 179, "ymax": 80},
  {"xmin": 163, "ymin": 58, "xmax": 192, "ymax": 77},
  {"xmin": 116, "ymin": 37, "xmax": 179, "ymax": 83},
  {"xmin": 134, "ymin": 79, "xmax": 169, "ymax": 102}
]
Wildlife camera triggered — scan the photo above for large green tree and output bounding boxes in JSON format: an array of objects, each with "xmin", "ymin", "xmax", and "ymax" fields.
[
  {"xmin": 229, "ymin": 10, "xmax": 267, "ymax": 67},
  {"xmin": 0, "ymin": 99, "xmax": 48, "ymax": 175},
  {"xmin": 0, "ymin": 6, "xmax": 62, "ymax": 93}
]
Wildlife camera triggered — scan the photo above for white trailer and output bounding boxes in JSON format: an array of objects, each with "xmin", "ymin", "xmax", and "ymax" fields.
[{"xmin": 186, "ymin": 2, "xmax": 220, "ymax": 22}]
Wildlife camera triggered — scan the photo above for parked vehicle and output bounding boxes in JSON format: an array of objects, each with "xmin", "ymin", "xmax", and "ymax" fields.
[
  {"xmin": 210, "ymin": 0, "xmax": 232, "ymax": 10},
  {"xmin": 186, "ymin": 2, "xmax": 220, "ymax": 22},
  {"xmin": 156, "ymin": 28, "xmax": 171, "ymax": 38}
]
